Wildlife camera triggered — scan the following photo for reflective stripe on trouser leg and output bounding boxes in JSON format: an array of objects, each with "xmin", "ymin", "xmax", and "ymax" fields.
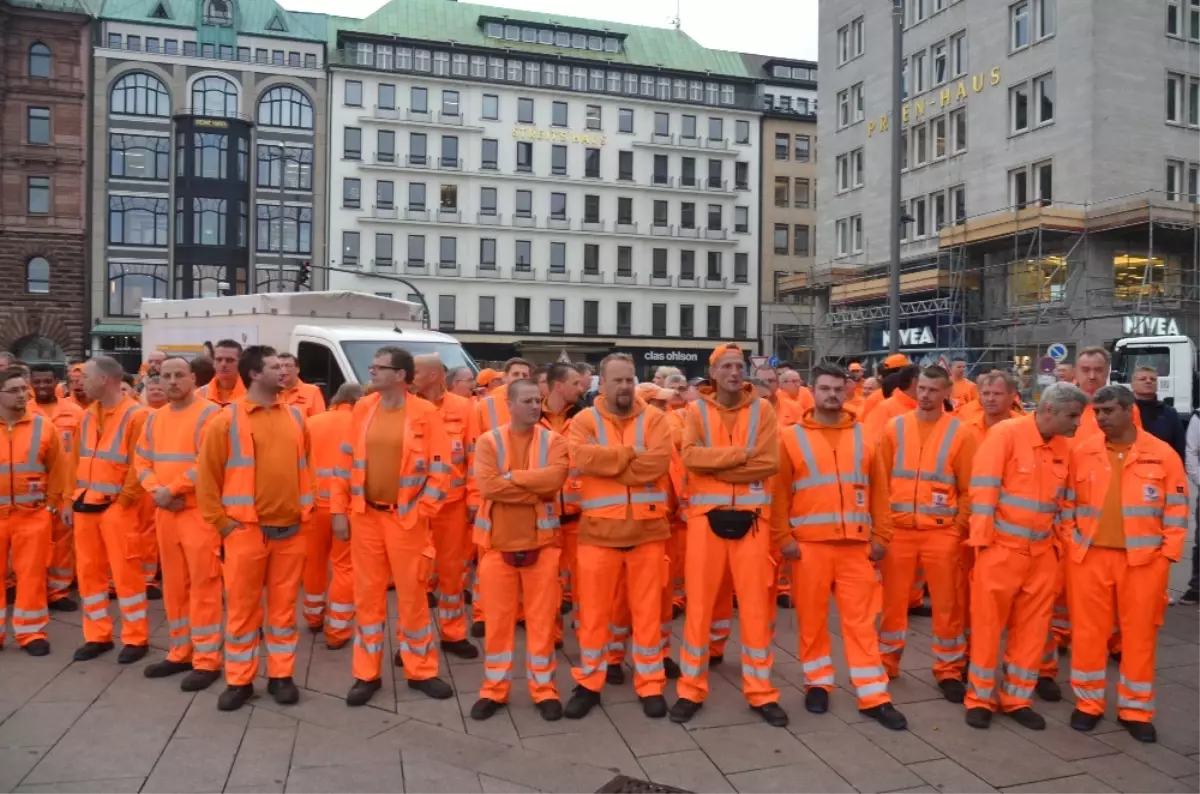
[
  {"xmin": 676, "ymin": 515, "xmax": 731, "ymax": 703},
  {"xmin": 519, "ymin": 546, "xmax": 561, "ymax": 703},
  {"xmin": 223, "ymin": 525, "xmax": 270, "ymax": 686},
  {"xmin": 471, "ymin": 543, "xmax": 487, "ymax": 625},
  {"xmin": 156, "ymin": 510, "xmax": 193, "ymax": 663},
  {"xmin": 794, "ymin": 542, "xmax": 837, "ymax": 692},
  {"xmin": 573, "ymin": 544, "xmax": 623, "ymax": 692},
  {"xmin": 432, "ymin": 500, "xmax": 470, "ymax": 643},
  {"xmin": 324, "ymin": 534, "xmax": 355, "ymax": 645},
  {"xmin": 393, "ymin": 513, "xmax": 440, "ymax": 681},
  {"xmin": 139, "ymin": 494, "xmax": 159, "ymax": 585},
  {"xmin": 74, "ymin": 512, "xmax": 115, "ymax": 643},
  {"xmin": 1051, "ymin": 551, "xmax": 1071, "ymax": 649},
  {"xmin": 921, "ymin": 531, "xmax": 968, "ymax": 682},
  {"xmin": 824, "ymin": 542, "xmax": 892, "ymax": 709},
  {"xmin": 624, "ymin": 542, "xmax": 669, "ymax": 698},
  {"xmin": 1113, "ymin": 551, "xmax": 1165, "ymax": 723},
  {"xmin": 725, "ymin": 521, "xmax": 778, "ymax": 707},
  {"xmin": 302, "ymin": 508, "xmax": 334, "ymax": 628},
  {"xmin": 6, "ymin": 510, "xmax": 53, "ymax": 646},
  {"xmin": 878, "ymin": 529, "xmax": 921, "ymax": 678},
  {"xmin": 174, "ymin": 507, "xmax": 225, "ymax": 671},
  {"xmin": 478, "ymin": 549, "xmax": 519, "ymax": 703},
  {"xmin": 607, "ymin": 566, "xmax": 631, "ymax": 668},
  {"xmin": 104, "ymin": 504, "xmax": 149, "ymax": 645},
  {"xmin": 46, "ymin": 515, "xmax": 74, "ymax": 600},
  {"xmin": 709, "ymin": 569, "xmax": 734, "ymax": 657},
  {"xmin": 263, "ymin": 529, "xmax": 305, "ymax": 679},
  {"xmin": 997, "ymin": 548, "xmax": 1058, "ymax": 713},
  {"xmin": 659, "ymin": 551, "xmax": 674, "ymax": 657}
]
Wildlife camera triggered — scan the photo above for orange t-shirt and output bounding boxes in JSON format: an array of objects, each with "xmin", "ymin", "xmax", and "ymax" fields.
[
  {"xmin": 364, "ymin": 404, "xmax": 405, "ymax": 504},
  {"xmin": 1093, "ymin": 442, "xmax": 1131, "ymax": 549}
]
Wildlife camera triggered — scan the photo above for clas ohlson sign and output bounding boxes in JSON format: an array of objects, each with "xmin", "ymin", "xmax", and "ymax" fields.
[{"xmin": 867, "ymin": 67, "xmax": 1002, "ymax": 137}]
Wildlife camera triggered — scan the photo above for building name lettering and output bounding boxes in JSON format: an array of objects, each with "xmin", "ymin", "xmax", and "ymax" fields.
[
  {"xmin": 1123, "ymin": 315, "xmax": 1180, "ymax": 336},
  {"xmin": 881, "ymin": 326, "xmax": 935, "ymax": 347},
  {"xmin": 642, "ymin": 350, "xmax": 700, "ymax": 363},
  {"xmin": 867, "ymin": 67, "xmax": 1001, "ymax": 138},
  {"xmin": 194, "ymin": 118, "xmax": 230, "ymax": 128},
  {"xmin": 512, "ymin": 127, "xmax": 607, "ymax": 145}
]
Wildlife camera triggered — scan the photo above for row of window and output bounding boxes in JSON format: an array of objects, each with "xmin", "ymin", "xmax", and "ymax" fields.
[
  {"xmin": 900, "ymin": 108, "xmax": 968, "ymax": 173},
  {"xmin": 836, "ymin": 17, "xmax": 865, "ymax": 67},
  {"xmin": 110, "ymin": 72, "xmax": 315, "ymax": 129},
  {"xmin": 108, "ymin": 133, "xmax": 315, "ymax": 190},
  {"xmin": 772, "ymin": 177, "xmax": 814, "ymax": 209},
  {"xmin": 481, "ymin": 22, "xmax": 623, "ymax": 54},
  {"xmin": 902, "ymin": 31, "xmax": 968, "ymax": 101},
  {"xmin": 900, "ymin": 185, "xmax": 968, "ymax": 242},
  {"xmin": 771, "ymin": 224, "xmax": 812, "ymax": 257},
  {"xmin": 762, "ymin": 93, "xmax": 815, "ymax": 115},
  {"xmin": 771, "ymin": 64, "xmax": 817, "ymax": 82},
  {"xmin": 772, "ymin": 132, "xmax": 813, "ymax": 162},
  {"xmin": 107, "ymin": 195, "xmax": 312, "ymax": 252},
  {"xmin": 1010, "ymin": 0, "xmax": 1056, "ymax": 52},
  {"xmin": 1166, "ymin": 0, "xmax": 1200, "ymax": 41},
  {"xmin": 1166, "ymin": 72, "xmax": 1200, "ymax": 128},
  {"xmin": 1165, "ymin": 160, "xmax": 1200, "ymax": 202},
  {"xmin": 104, "ymin": 32, "xmax": 320, "ymax": 69}
]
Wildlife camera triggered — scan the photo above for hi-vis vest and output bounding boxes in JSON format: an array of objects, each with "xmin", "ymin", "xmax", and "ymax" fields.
[
  {"xmin": 885, "ymin": 413, "xmax": 967, "ymax": 531},
  {"xmin": 308, "ymin": 408, "xmax": 353, "ymax": 508},
  {"xmin": 473, "ymin": 424, "xmax": 561, "ymax": 549},
  {"xmin": 221, "ymin": 402, "xmax": 313, "ymax": 523},
  {"xmin": 686, "ymin": 398, "xmax": 772, "ymax": 519},
  {"xmin": 782, "ymin": 422, "xmax": 873, "ymax": 541},
  {"xmin": 577, "ymin": 407, "xmax": 670, "ymax": 520},
  {"xmin": 137, "ymin": 403, "xmax": 220, "ymax": 490},
  {"xmin": 75, "ymin": 398, "xmax": 143, "ymax": 505},
  {"xmin": 537, "ymin": 410, "xmax": 581, "ymax": 518},
  {"xmin": 1, "ymin": 413, "xmax": 52, "ymax": 510}
]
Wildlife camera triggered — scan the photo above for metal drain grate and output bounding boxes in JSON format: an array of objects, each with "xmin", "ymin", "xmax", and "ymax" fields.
[{"xmin": 595, "ymin": 775, "xmax": 692, "ymax": 793}]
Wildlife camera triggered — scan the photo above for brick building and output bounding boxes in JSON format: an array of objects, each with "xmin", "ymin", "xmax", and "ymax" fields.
[{"xmin": 0, "ymin": 0, "xmax": 92, "ymax": 365}]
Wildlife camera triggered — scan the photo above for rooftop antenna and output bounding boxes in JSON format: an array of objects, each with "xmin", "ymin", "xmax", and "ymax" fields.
[{"xmin": 670, "ymin": 0, "xmax": 680, "ymax": 30}]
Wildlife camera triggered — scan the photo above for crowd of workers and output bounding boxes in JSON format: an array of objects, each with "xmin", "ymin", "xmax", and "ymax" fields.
[{"xmin": 0, "ymin": 341, "xmax": 1195, "ymax": 745}]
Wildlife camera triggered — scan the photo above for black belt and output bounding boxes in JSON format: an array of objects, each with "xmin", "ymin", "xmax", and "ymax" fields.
[
  {"xmin": 366, "ymin": 501, "xmax": 396, "ymax": 512},
  {"xmin": 260, "ymin": 524, "xmax": 300, "ymax": 540},
  {"xmin": 72, "ymin": 496, "xmax": 111, "ymax": 514}
]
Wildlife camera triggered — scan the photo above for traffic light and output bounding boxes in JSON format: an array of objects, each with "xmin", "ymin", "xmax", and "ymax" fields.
[{"xmin": 297, "ymin": 261, "xmax": 311, "ymax": 289}]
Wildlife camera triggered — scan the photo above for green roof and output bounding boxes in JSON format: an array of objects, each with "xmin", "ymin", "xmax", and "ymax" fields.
[
  {"xmin": 3, "ymin": 0, "xmax": 96, "ymax": 17},
  {"xmin": 96, "ymin": 0, "xmax": 326, "ymax": 40},
  {"xmin": 325, "ymin": 0, "xmax": 752, "ymax": 79}
]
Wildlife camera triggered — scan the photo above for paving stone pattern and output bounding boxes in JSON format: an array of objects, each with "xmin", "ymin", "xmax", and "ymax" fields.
[{"xmin": 0, "ymin": 558, "xmax": 1196, "ymax": 793}]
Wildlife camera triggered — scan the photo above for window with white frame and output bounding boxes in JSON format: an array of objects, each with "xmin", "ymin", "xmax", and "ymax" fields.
[
  {"xmin": 1034, "ymin": 160, "xmax": 1053, "ymax": 203},
  {"xmin": 1010, "ymin": 82, "xmax": 1030, "ymax": 133},
  {"xmin": 835, "ymin": 215, "xmax": 863, "ymax": 256},
  {"xmin": 1167, "ymin": 72, "xmax": 1185, "ymax": 124},
  {"xmin": 837, "ymin": 87, "xmax": 850, "ymax": 128},
  {"xmin": 1189, "ymin": 162, "xmax": 1200, "ymax": 202},
  {"xmin": 851, "ymin": 82, "xmax": 865, "ymax": 123},
  {"xmin": 1167, "ymin": 159, "xmax": 1185, "ymax": 200},
  {"xmin": 932, "ymin": 190, "xmax": 947, "ymax": 232},
  {"xmin": 853, "ymin": 16, "xmax": 865, "ymax": 57},
  {"xmin": 912, "ymin": 196, "xmax": 928, "ymax": 239},
  {"xmin": 1191, "ymin": 76, "xmax": 1200, "ymax": 126},
  {"xmin": 912, "ymin": 50, "xmax": 927, "ymax": 94},
  {"xmin": 913, "ymin": 122, "xmax": 928, "ymax": 166},
  {"xmin": 950, "ymin": 108, "xmax": 967, "ymax": 153},
  {"xmin": 1012, "ymin": 1, "xmax": 1030, "ymax": 49},
  {"xmin": 1168, "ymin": 0, "xmax": 1200, "ymax": 40},
  {"xmin": 950, "ymin": 184, "xmax": 966, "ymax": 224},
  {"xmin": 1010, "ymin": 167, "xmax": 1029, "ymax": 209},
  {"xmin": 1034, "ymin": 72, "xmax": 1055, "ymax": 125},
  {"xmin": 836, "ymin": 148, "xmax": 864, "ymax": 192},
  {"xmin": 931, "ymin": 115, "xmax": 947, "ymax": 159},
  {"xmin": 1036, "ymin": 0, "xmax": 1055, "ymax": 39},
  {"xmin": 837, "ymin": 24, "xmax": 848, "ymax": 63},
  {"xmin": 950, "ymin": 31, "xmax": 967, "ymax": 77},
  {"xmin": 909, "ymin": 0, "xmax": 928, "ymax": 26},
  {"xmin": 931, "ymin": 41, "xmax": 948, "ymax": 85}
]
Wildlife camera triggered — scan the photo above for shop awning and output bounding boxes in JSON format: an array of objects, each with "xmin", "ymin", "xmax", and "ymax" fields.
[{"xmin": 91, "ymin": 323, "xmax": 142, "ymax": 335}]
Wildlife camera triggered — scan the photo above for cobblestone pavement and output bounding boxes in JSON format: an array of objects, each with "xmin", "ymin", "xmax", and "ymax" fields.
[{"xmin": 0, "ymin": 555, "xmax": 1196, "ymax": 794}]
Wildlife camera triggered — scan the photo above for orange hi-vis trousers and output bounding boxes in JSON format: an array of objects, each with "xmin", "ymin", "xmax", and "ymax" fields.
[
  {"xmin": 302, "ymin": 508, "xmax": 354, "ymax": 646},
  {"xmin": 605, "ymin": 550, "xmax": 676, "ymax": 672},
  {"xmin": 559, "ymin": 520, "xmax": 579, "ymax": 607},
  {"xmin": 677, "ymin": 516, "xmax": 778, "ymax": 707},
  {"xmin": 879, "ymin": 530, "xmax": 966, "ymax": 682},
  {"xmin": 1068, "ymin": 549, "xmax": 1169, "ymax": 723},
  {"xmin": 75, "ymin": 504, "xmax": 148, "ymax": 646},
  {"xmin": 47, "ymin": 515, "xmax": 74, "ymax": 602},
  {"xmin": 1, "ymin": 510, "xmax": 52, "ymax": 646},
  {"xmin": 479, "ymin": 546, "xmax": 561, "ymax": 704},
  {"xmin": 222, "ymin": 525, "xmax": 306, "ymax": 686},
  {"xmin": 965, "ymin": 545, "xmax": 1059, "ymax": 713},
  {"xmin": 573, "ymin": 541, "xmax": 668, "ymax": 698},
  {"xmin": 669, "ymin": 521, "xmax": 687, "ymax": 610},
  {"xmin": 156, "ymin": 507, "xmax": 223, "ymax": 671},
  {"xmin": 794, "ymin": 540, "xmax": 893, "ymax": 710},
  {"xmin": 709, "ymin": 568, "xmax": 734, "ymax": 658},
  {"xmin": 1039, "ymin": 558, "xmax": 1121, "ymax": 680},
  {"xmin": 138, "ymin": 493, "xmax": 159, "ymax": 585},
  {"xmin": 911, "ymin": 568, "xmax": 927, "ymax": 609},
  {"xmin": 351, "ymin": 509, "xmax": 439, "ymax": 684},
  {"xmin": 431, "ymin": 499, "xmax": 471, "ymax": 643}
]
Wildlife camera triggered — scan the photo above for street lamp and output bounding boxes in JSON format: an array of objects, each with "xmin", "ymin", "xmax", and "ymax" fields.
[{"xmin": 888, "ymin": 0, "xmax": 904, "ymax": 354}]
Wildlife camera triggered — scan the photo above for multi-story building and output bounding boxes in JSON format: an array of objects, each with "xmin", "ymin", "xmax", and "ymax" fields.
[
  {"xmin": 742, "ymin": 54, "xmax": 819, "ymax": 368},
  {"xmin": 810, "ymin": 0, "xmax": 1199, "ymax": 375},
  {"xmin": 0, "ymin": 0, "xmax": 91, "ymax": 363},
  {"xmin": 325, "ymin": 0, "xmax": 762, "ymax": 376},
  {"xmin": 88, "ymin": 0, "xmax": 329, "ymax": 366}
]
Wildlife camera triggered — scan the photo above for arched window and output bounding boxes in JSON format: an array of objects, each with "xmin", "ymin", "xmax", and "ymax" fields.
[
  {"xmin": 257, "ymin": 85, "xmax": 313, "ymax": 129},
  {"xmin": 26, "ymin": 256, "xmax": 50, "ymax": 294},
  {"xmin": 191, "ymin": 75, "xmax": 238, "ymax": 117},
  {"xmin": 29, "ymin": 43, "xmax": 51, "ymax": 78},
  {"xmin": 111, "ymin": 72, "xmax": 170, "ymax": 116},
  {"xmin": 203, "ymin": 0, "xmax": 232, "ymax": 25}
]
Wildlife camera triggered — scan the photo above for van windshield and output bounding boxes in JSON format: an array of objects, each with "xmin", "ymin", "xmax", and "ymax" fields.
[
  {"xmin": 1111, "ymin": 345, "xmax": 1172, "ymax": 383},
  {"xmin": 341, "ymin": 340, "xmax": 478, "ymax": 382}
]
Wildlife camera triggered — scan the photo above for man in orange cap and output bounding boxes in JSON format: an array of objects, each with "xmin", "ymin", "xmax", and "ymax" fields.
[
  {"xmin": 863, "ymin": 364, "xmax": 920, "ymax": 444},
  {"xmin": 860, "ymin": 355, "xmax": 910, "ymax": 422},
  {"xmin": 847, "ymin": 362, "xmax": 865, "ymax": 398}
]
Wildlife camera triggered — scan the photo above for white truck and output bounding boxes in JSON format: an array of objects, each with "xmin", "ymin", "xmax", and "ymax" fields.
[
  {"xmin": 1111, "ymin": 334, "xmax": 1198, "ymax": 419},
  {"xmin": 140, "ymin": 291, "xmax": 477, "ymax": 400}
]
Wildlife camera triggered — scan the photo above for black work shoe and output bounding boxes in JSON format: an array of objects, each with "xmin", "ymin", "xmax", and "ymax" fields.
[
  {"xmin": 1119, "ymin": 718, "xmax": 1157, "ymax": 743},
  {"xmin": 775, "ymin": 593, "xmax": 794, "ymax": 609},
  {"xmin": 470, "ymin": 621, "xmax": 486, "ymax": 639},
  {"xmin": 1035, "ymin": 676, "xmax": 1062, "ymax": 702},
  {"xmin": 268, "ymin": 676, "xmax": 300, "ymax": 705},
  {"xmin": 641, "ymin": 694, "xmax": 668, "ymax": 719},
  {"xmin": 753, "ymin": 701, "xmax": 790, "ymax": 728},
  {"xmin": 181, "ymin": 669, "xmax": 221, "ymax": 692},
  {"xmin": 394, "ymin": 649, "xmax": 404, "ymax": 668},
  {"xmin": 560, "ymin": 599, "xmax": 573, "ymax": 615},
  {"xmin": 118, "ymin": 644, "xmax": 148, "ymax": 664},
  {"xmin": 426, "ymin": 592, "xmax": 437, "ymax": 609},
  {"xmin": 663, "ymin": 657, "xmax": 681, "ymax": 680},
  {"xmin": 860, "ymin": 703, "xmax": 907, "ymax": 731},
  {"xmin": 535, "ymin": 699, "xmax": 564, "ymax": 722},
  {"xmin": 73, "ymin": 641, "xmax": 114, "ymax": 661},
  {"xmin": 217, "ymin": 684, "xmax": 254, "ymax": 711},
  {"xmin": 346, "ymin": 678, "xmax": 382, "ymax": 707},
  {"xmin": 671, "ymin": 603, "xmax": 684, "ymax": 620},
  {"xmin": 1006, "ymin": 707, "xmax": 1046, "ymax": 731},
  {"xmin": 938, "ymin": 678, "xmax": 967, "ymax": 703},
  {"xmin": 1069, "ymin": 708, "xmax": 1101, "ymax": 732},
  {"xmin": 907, "ymin": 604, "xmax": 933, "ymax": 618},
  {"xmin": 470, "ymin": 697, "xmax": 503, "ymax": 721},
  {"xmin": 805, "ymin": 687, "xmax": 829, "ymax": 714},
  {"xmin": 1179, "ymin": 588, "xmax": 1199, "ymax": 605},
  {"xmin": 668, "ymin": 697, "xmax": 703, "ymax": 724},
  {"xmin": 48, "ymin": 597, "xmax": 78, "ymax": 612},
  {"xmin": 442, "ymin": 639, "xmax": 479, "ymax": 659},
  {"xmin": 144, "ymin": 659, "xmax": 192, "ymax": 678},
  {"xmin": 23, "ymin": 639, "xmax": 50, "ymax": 657},
  {"xmin": 709, "ymin": 654, "xmax": 723, "ymax": 667},
  {"xmin": 145, "ymin": 585, "xmax": 163, "ymax": 601},
  {"xmin": 965, "ymin": 707, "xmax": 992, "ymax": 729},
  {"xmin": 606, "ymin": 665, "xmax": 626, "ymax": 686},
  {"xmin": 564, "ymin": 685, "xmax": 602, "ymax": 719},
  {"xmin": 407, "ymin": 676, "xmax": 453, "ymax": 700}
]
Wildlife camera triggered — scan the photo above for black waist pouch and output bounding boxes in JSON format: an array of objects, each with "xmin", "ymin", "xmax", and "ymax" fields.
[
  {"xmin": 707, "ymin": 509, "xmax": 755, "ymax": 540},
  {"xmin": 502, "ymin": 549, "xmax": 541, "ymax": 568},
  {"xmin": 261, "ymin": 524, "xmax": 300, "ymax": 540}
]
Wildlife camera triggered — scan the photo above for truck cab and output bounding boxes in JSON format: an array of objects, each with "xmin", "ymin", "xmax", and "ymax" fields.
[{"xmin": 1110, "ymin": 334, "xmax": 1198, "ymax": 417}]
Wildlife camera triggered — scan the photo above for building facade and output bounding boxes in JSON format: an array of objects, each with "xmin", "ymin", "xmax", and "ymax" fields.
[
  {"xmin": 324, "ymin": 0, "xmax": 762, "ymax": 376},
  {"xmin": 88, "ymin": 0, "xmax": 328, "ymax": 365},
  {"xmin": 0, "ymin": 0, "xmax": 91, "ymax": 364}
]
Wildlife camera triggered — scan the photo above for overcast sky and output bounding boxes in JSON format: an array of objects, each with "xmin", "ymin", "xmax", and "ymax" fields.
[{"xmin": 282, "ymin": 0, "xmax": 820, "ymax": 61}]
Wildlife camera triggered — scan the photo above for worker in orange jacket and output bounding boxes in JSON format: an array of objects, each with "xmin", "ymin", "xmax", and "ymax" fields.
[
  {"xmin": 412, "ymin": 354, "xmax": 479, "ymax": 661},
  {"xmin": 863, "ymin": 365, "xmax": 920, "ymax": 444},
  {"xmin": 65, "ymin": 356, "xmax": 150, "ymax": 664},
  {"xmin": 197, "ymin": 345, "xmax": 313, "ymax": 712},
  {"xmin": 859, "ymin": 354, "xmax": 911, "ymax": 423},
  {"xmin": 469, "ymin": 378, "xmax": 570, "ymax": 723},
  {"xmin": 1060, "ymin": 385, "xmax": 1189, "ymax": 743},
  {"xmin": 776, "ymin": 368, "xmax": 814, "ymax": 426},
  {"xmin": 672, "ymin": 344, "xmax": 787, "ymax": 727},
  {"xmin": 28, "ymin": 363, "xmax": 83, "ymax": 612},
  {"xmin": 775, "ymin": 363, "xmax": 908, "ymax": 730},
  {"xmin": 0, "ymin": 369, "xmax": 68, "ymax": 656},
  {"xmin": 446, "ymin": 366, "xmax": 476, "ymax": 399},
  {"xmin": 279, "ymin": 353, "xmax": 327, "ymax": 418},
  {"xmin": 66, "ymin": 366, "xmax": 90, "ymax": 412},
  {"xmin": 333, "ymin": 345, "xmax": 453, "ymax": 707},
  {"xmin": 964, "ymin": 381, "xmax": 1089, "ymax": 731},
  {"xmin": 563, "ymin": 355, "xmax": 673, "ymax": 719},
  {"xmin": 847, "ymin": 361, "xmax": 865, "ymax": 398},
  {"xmin": 875, "ymin": 366, "xmax": 979, "ymax": 703},
  {"xmin": 949, "ymin": 358, "xmax": 978, "ymax": 411},
  {"xmin": 197, "ymin": 339, "xmax": 248, "ymax": 406},
  {"xmin": 303, "ymin": 383, "xmax": 363, "ymax": 649},
  {"xmin": 662, "ymin": 374, "xmax": 692, "ymax": 619},
  {"xmin": 142, "ymin": 376, "xmax": 168, "ymax": 409},
  {"xmin": 134, "ymin": 357, "xmax": 223, "ymax": 691}
]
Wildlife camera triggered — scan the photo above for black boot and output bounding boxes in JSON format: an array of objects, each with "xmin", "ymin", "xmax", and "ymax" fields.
[
  {"xmin": 144, "ymin": 659, "xmax": 192, "ymax": 678},
  {"xmin": 641, "ymin": 695, "xmax": 668, "ymax": 719},
  {"xmin": 23, "ymin": 639, "xmax": 50, "ymax": 657},
  {"xmin": 181, "ymin": 669, "xmax": 221, "ymax": 692},
  {"xmin": 268, "ymin": 676, "xmax": 300, "ymax": 705},
  {"xmin": 606, "ymin": 665, "xmax": 625, "ymax": 685},
  {"xmin": 860, "ymin": 703, "xmax": 907, "ymax": 731},
  {"xmin": 73, "ymin": 641, "xmax": 114, "ymax": 661},
  {"xmin": 1035, "ymin": 677, "xmax": 1062, "ymax": 702},
  {"xmin": 1069, "ymin": 708, "xmax": 1101, "ymax": 732},
  {"xmin": 48, "ymin": 597, "xmax": 78, "ymax": 612},
  {"xmin": 708, "ymin": 654, "xmax": 723, "ymax": 667},
  {"xmin": 470, "ymin": 621, "xmax": 486, "ymax": 639},
  {"xmin": 146, "ymin": 584, "xmax": 163, "ymax": 601},
  {"xmin": 117, "ymin": 644, "xmax": 148, "ymax": 664},
  {"xmin": 938, "ymin": 678, "xmax": 966, "ymax": 703},
  {"xmin": 1119, "ymin": 718, "xmax": 1157, "ymax": 743},
  {"xmin": 407, "ymin": 677, "xmax": 453, "ymax": 700},
  {"xmin": 804, "ymin": 688, "xmax": 829, "ymax": 714},
  {"xmin": 775, "ymin": 594, "xmax": 794, "ymax": 609},
  {"xmin": 564, "ymin": 685, "xmax": 602, "ymax": 719},
  {"xmin": 535, "ymin": 699, "xmax": 564, "ymax": 721},
  {"xmin": 668, "ymin": 697, "xmax": 703, "ymax": 724},
  {"xmin": 1007, "ymin": 707, "xmax": 1046, "ymax": 730},
  {"xmin": 663, "ymin": 657, "xmax": 681, "ymax": 680},
  {"xmin": 470, "ymin": 697, "xmax": 503, "ymax": 721},
  {"xmin": 217, "ymin": 684, "xmax": 254, "ymax": 711},
  {"xmin": 753, "ymin": 702, "xmax": 789, "ymax": 727},
  {"xmin": 442, "ymin": 639, "xmax": 479, "ymax": 659},
  {"xmin": 346, "ymin": 678, "xmax": 382, "ymax": 707},
  {"xmin": 965, "ymin": 707, "xmax": 992, "ymax": 729}
]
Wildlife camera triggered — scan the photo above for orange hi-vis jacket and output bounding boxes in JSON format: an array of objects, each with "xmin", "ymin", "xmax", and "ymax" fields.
[
  {"xmin": 283, "ymin": 380, "xmax": 327, "ymax": 418},
  {"xmin": 863, "ymin": 389, "xmax": 918, "ymax": 443},
  {"xmin": 473, "ymin": 424, "xmax": 564, "ymax": 549},
  {"xmin": 777, "ymin": 389, "xmax": 815, "ymax": 427},
  {"xmin": 430, "ymin": 390, "xmax": 474, "ymax": 504},
  {"xmin": 536, "ymin": 402, "xmax": 582, "ymax": 518},
  {"xmin": 1074, "ymin": 401, "xmax": 1142, "ymax": 445},
  {"xmin": 680, "ymin": 384, "xmax": 778, "ymax": 521},
  {"xmin": 666, "ymin": 407, "xmax": 689, "ymax": 521},
  {"xmin": 1, "ymin": 409, "xmax": 66, "ymax": 513},
  {"xmin": 1062, "ymin": 428, "xmax": 1190, "ymax": 565},
  {"xmin": 332, "ymin": 392, "xmax": 450, "ymax": 527},
  {"xmin": 859, "ymin": 387, "xmax": 886, "ymax": 422},
  {"xmin": 30, "ymin": 398, "xmax": 84, "ymax": 455},
  {"xmin": 472, "ymin": 384, "xmax": 511, "ymax": 436},
  {"xmin": 197, "ymin": 376, "xmax": 247, "ymax": 407},
  {"xmin": 307, "ymin": 405, "xmax": 354, "ymax": 508},
  {"xmin": 219, "ymin": 401, "xmax": 313, "ymax": 525},
  {"xmin": 950, "ymin": 378, "xmax": 978, "ymax": 410},
  {"xmin": 958, "ymin": 400, "xmax": 1021, "ymax": 435},
  {"xmin": 881, "ymin": 412, "xmax": 976, "ymax": 533},
  {"xmin": 967, "ymin": 414, "xmax": 1071, "ymax": 554},
  {"xmin": 133, "ymin": 398, "xmax": 220, "ymax": 510},
  {"xmin": 74, "ymin": 396, "xmax": 147, "ymax": 507}
]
